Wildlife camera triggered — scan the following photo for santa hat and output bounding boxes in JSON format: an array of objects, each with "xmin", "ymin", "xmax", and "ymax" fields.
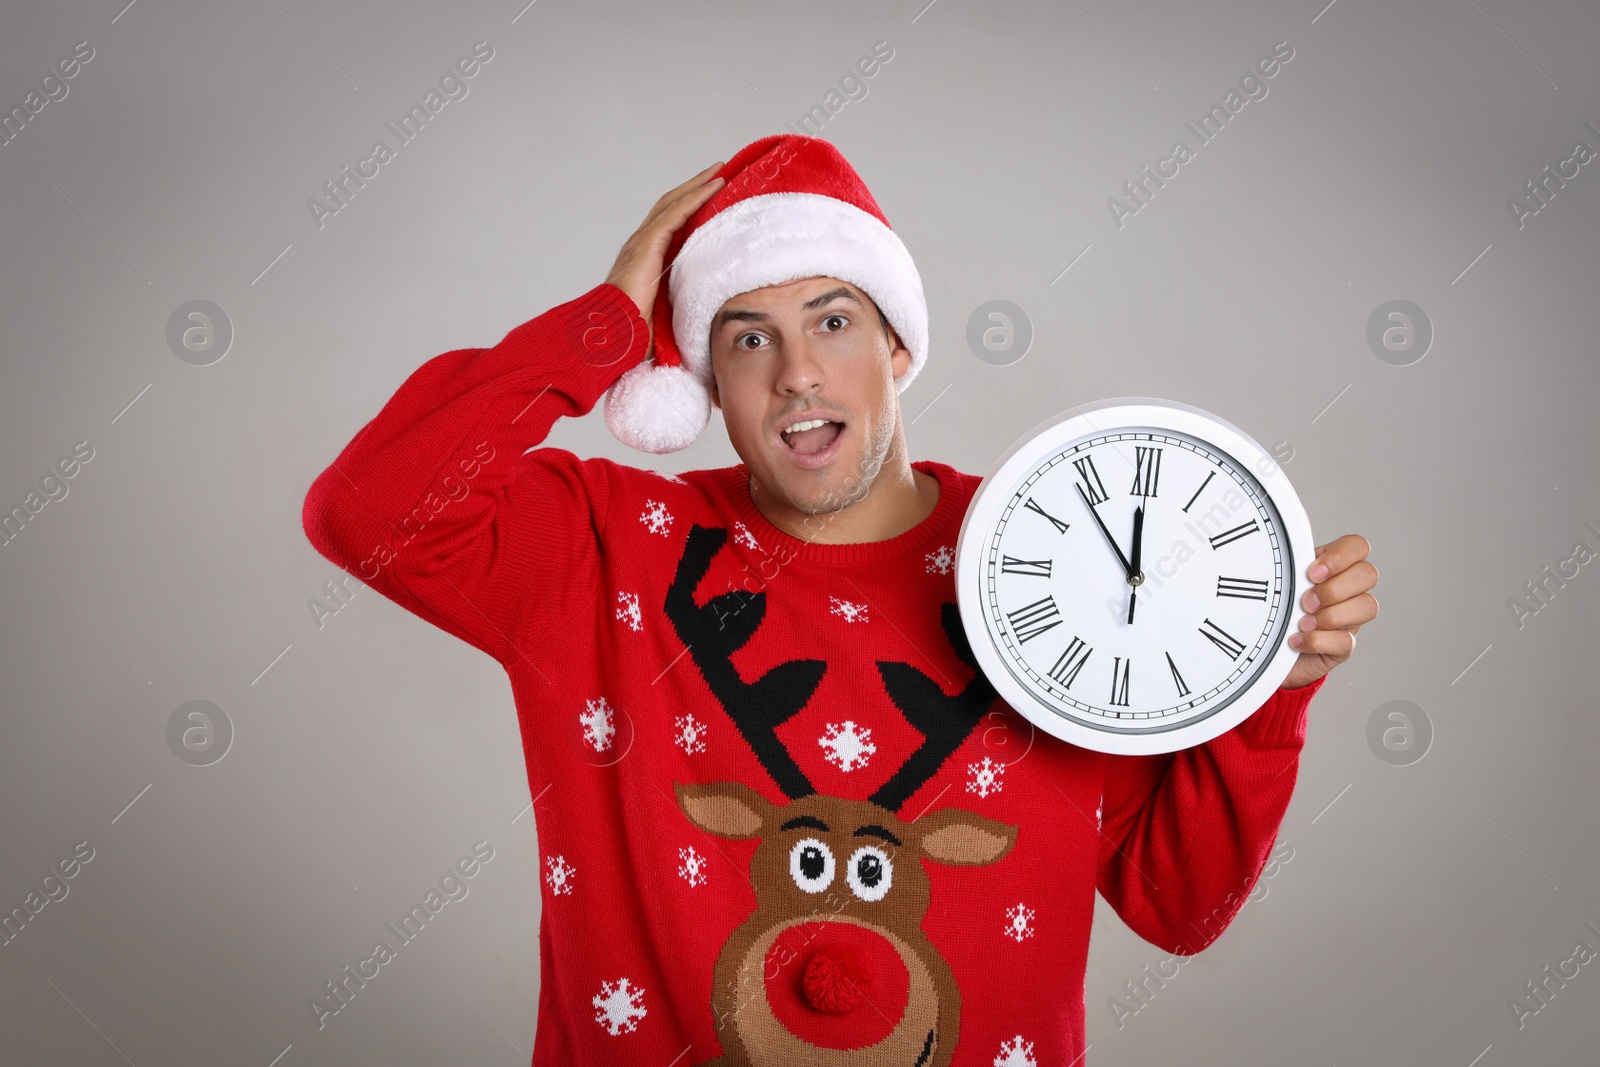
[{"xmin": 603, "ymin": 134, "xmax": 929, "ymax": 454}]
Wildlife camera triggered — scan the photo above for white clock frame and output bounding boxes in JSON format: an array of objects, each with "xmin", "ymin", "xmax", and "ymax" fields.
[{"xmin": 955, "ymin": 396, "xmax": 1315, "ymax": 755}]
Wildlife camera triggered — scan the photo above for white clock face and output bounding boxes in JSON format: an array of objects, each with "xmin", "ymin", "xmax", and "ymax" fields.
[{"xmin": 980, "ymin": 427, "xmax": 1292, "ymax": 738}]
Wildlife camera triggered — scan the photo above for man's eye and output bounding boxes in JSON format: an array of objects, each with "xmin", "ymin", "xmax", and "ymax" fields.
[
  {"xmin": 821, "ymin": 314, "xmax": 848, "ymax": 331},
  {"xmin": 736, "ymin": 333, "xmax": 767, "ymax": 350}
]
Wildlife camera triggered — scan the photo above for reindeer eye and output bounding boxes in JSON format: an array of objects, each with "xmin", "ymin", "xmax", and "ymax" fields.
[
  {"xmin": 788, "ymin": 837, "xmax": 835, "ymax": 893},
  {"xmin": 846, "ymin": 845, "xmax": 893, "ymax": 902}
]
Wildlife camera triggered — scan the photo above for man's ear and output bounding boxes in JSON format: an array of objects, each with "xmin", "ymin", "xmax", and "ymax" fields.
[
  {"xmin": 708, "ymin": 369, "xmax": 720, "ymax": 411},
  {"xmin": 887, "ymin": 324, "xmax": 912, "ymax": 382}
]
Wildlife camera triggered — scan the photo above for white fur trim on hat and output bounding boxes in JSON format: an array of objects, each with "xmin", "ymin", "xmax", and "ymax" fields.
[{"xmin": 667, "ymin": 191, "xmax": 928, "ymax": 394}]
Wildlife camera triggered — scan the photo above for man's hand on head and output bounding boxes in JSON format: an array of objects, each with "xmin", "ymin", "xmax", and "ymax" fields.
[
  {"xmin": 1281, "ymin": 533, "xmax": 1378, "ymax": 689},
  {"xmin": 604, "ymin": 162, "xmax": 726, "ymax": 359}
]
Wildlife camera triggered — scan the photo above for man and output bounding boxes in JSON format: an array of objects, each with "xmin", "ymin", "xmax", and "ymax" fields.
[{"xmin": 302, "ymin": 135, "xmax": 1378, "ymax": 1067}]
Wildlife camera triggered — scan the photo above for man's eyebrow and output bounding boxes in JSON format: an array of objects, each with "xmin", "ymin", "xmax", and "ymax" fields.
[
  {"xmin": 800, "ymin": 286, "xmax": 861, "ymax": 311},
  {"xmin": 715, "ymin": 307, "xmax": 770, "ymax": 329},
  {"xmin": 714, "ymin": 287, "xmax": 862, "ymax": 332}
]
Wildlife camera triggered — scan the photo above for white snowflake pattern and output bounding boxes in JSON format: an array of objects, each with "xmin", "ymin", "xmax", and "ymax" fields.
[
  {"xmin": 674, "ymin": 712, "xmax": 708, "ymax": 755},
  {"xmin": 967, "ymin": 756, "xmax": 1007, "ymax": 798},
  {"xmin": 828, "ymin": 596, "xmax": 869, "ymax": 624},
  {"xmin": 593, "ymin": 977, "xmax": 648, "ymax": 1036},
  {"xmin": 678, "ymin": 845, "xmax": 708, "ymax": 887},
  {"xmin": 819, "ymin": 720, "xmax": 877, "ymax": 772},
  {"xmin": 545, "ymin": 855, "xmax": 576, "ymax": 896},
  {"xmin": 580, "ymin": 697, "xmax": 616, "ymax": 752},
  {"xmin": 732, "ymin": 521, "xmax": 759, "ymax": 550},
  {"xmin": 1004, "ymin": 902, "xmax": 1036, "ymax": 942},
  {"xmin": 925, "ymin": 545, "xmax": 956, "ymax": 575},
  {"xmin": 639, "ymin": 499, "xmax": 673, "ymax": 536},
  {"xmin": 615, "ymin": 591, "xmax": 642, "ymax": 632},
  {"xmin": 994, "ymin": 1034, "xmax": 1037, "ymax": 1067}
]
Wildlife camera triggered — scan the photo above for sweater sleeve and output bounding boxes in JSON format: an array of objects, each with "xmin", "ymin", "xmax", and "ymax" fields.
[
  {"xmin": 1095, "ymin": 673, "xmax": 1328, "ymax": 954},
  {"xmin": 300, "ymin": 282, "xmax": 650, "ymax": 665}
]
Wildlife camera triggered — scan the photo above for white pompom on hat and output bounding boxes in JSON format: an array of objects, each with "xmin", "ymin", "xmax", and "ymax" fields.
[{"xmin": 603, "ymin": 134, "xmax": 929, "ymax": 454}]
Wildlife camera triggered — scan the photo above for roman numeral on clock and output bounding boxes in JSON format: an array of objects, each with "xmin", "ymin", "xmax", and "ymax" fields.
[
  {"xmin": 1048, "ymin": 636, "xmax": 1092, "ymax": 688},
  {"xmin": 1006, "ymin": 596, "xmax": 1063, "ymax": 644},
  {"xmin": 1073, "ymin": 455, "xmax": 1108, "ymax": 507},
  {"xmin": 1165, "ymin": 651, "xmax": 1190, "ymax": 698},
  {"xmin": 1208, "ymin": 519, "xmax": 1260, "ymax": 550},
  {"xmin": 1182, "ymin": 470, "xmax": 1217, "ymax": 514},
  {"xmin": 1109, "ymin": 656, "xmax": 1131, "ymax": 706},
  {"xmin": 1130, "ymin": 446, "xmax": 1162, "ymax": 497},
  {"xmin": 1216, "ymin": 576, "xmax": 1270, "ymax": 601},
  {"xmin": 1023, "ymin": 496, "xmax": 1070, "ymax": 534},
  {"xmin": 1198, "ymin": 617, "xmax": 1247, "ymax": 659},
  {"xmin": 1001, "ymin": 555, "xmax": 1053, "ymax": 578}
]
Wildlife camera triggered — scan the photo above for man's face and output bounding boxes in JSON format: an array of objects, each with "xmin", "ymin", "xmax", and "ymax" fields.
[{"xmin": 708, "ymin": 276, "xmax": 912, "ymax": 516}]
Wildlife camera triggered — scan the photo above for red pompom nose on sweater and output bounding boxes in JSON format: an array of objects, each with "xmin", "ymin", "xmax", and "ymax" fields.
[
  {"xmin": 764, "ymin": 922, "xmax": 910, "ymax": 1049},
  {"xmin": 803, "ymin": 941, "xmax": 871, "ymax": 1013}
]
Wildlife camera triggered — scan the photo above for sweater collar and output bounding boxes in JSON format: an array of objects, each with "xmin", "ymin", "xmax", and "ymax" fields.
[{"xmin": 716, "ymin": 459, "xmax": 968, "ymax": 567}]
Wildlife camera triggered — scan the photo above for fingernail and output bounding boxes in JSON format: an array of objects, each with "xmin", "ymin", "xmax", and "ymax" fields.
[
  {"xmin": 1309, "ymin": 561, "xmax": 1329, "ymax": 581},
  {"xmin": 1300, "ymin": 615, "xmax": 1318, "ymax": 632},
  {"xmin": 1303, "ymin": 591, "xmax": 1319, "ymax": 611},
  {"xmin": 1289, "ymin": 633, "xmax": 1302, "ymax": 648}
]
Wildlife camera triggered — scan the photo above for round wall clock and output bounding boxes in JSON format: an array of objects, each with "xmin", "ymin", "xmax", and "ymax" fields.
[{"xmin": 955, "ymin": 397, "xmax": 1314, "ymax": 755}]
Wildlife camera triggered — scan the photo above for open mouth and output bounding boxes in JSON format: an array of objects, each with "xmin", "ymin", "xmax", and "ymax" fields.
[{"xmin": 778, "ymin": 417, "xmax": 846, "ymax": 464}]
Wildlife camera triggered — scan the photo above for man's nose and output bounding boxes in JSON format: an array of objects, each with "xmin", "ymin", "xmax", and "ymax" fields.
[{"xmin": 775, "ymin": 335, "xmax": 825, "ymax": 395}]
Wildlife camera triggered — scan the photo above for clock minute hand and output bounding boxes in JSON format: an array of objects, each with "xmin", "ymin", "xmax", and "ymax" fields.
[{"xmin": 1076, "ymin": 484, "xmax": 1134, "ymax": 577}]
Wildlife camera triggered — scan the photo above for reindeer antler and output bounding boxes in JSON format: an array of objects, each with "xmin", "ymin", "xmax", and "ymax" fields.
[
  {"xmin": 665, "ymin": 526, "xmax": 997, "ymax": 810},
  {"xmin": 869, "ymin": 601, "xmax": 999, "ymax": 812},
  {"xmin": 664, "ymin": 525, "xmax": 826, "ymax": 799}
]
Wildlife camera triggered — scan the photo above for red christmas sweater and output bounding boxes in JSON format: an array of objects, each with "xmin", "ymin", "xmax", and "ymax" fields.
[{"xmin": 301, "ymin": 281, "xmax": 1325, "ymax": 1067}]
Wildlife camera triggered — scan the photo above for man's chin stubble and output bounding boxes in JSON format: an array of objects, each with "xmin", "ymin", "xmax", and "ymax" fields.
[
  {"xmin": 756, "ymin": 440, "xmax": 880, "ymax": 521},
  {"xmin": 798, "ymin": 434, "xmax": 890, "ymax": 516}
]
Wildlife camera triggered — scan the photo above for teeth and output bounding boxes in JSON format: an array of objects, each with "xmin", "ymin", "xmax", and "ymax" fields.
[{"xmin": 783, "ymin": 418, "xmax": 831, "ymax": 435}]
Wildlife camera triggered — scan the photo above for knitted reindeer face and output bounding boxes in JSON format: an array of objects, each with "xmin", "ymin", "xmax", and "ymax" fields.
[
  {"xmin": 666, "ymin": 524, "xmax": 1019, "ymax": 1067},
  {"xmin": 677, "ymin": 783, "xmax": 1015, "ymax": 920}
]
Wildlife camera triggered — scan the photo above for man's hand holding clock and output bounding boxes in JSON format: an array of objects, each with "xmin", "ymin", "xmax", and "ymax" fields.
[{"xmin": 1281, "ymin": 532, "xmax": 1378, "ymax": 689}]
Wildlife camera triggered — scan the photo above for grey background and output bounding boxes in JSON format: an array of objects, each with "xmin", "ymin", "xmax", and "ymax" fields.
[{"xmin": 1, "ymin": 0, "xmax": 1595, "ymax": 1064}]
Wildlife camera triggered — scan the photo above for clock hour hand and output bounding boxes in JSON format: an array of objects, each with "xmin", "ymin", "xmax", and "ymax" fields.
[
  {"xmin": 1127, "ymin": 504, "xmax": 1144, "ymax": 625},
  {"xmin": 1077, "ymin": 484, "xmax": 1134, "ymax": 577}
]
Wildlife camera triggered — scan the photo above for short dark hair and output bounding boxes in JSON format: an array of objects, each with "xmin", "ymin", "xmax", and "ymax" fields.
[{"xmin": 871, "ymin": 297, "xmax": 890, "ymax": 336}]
